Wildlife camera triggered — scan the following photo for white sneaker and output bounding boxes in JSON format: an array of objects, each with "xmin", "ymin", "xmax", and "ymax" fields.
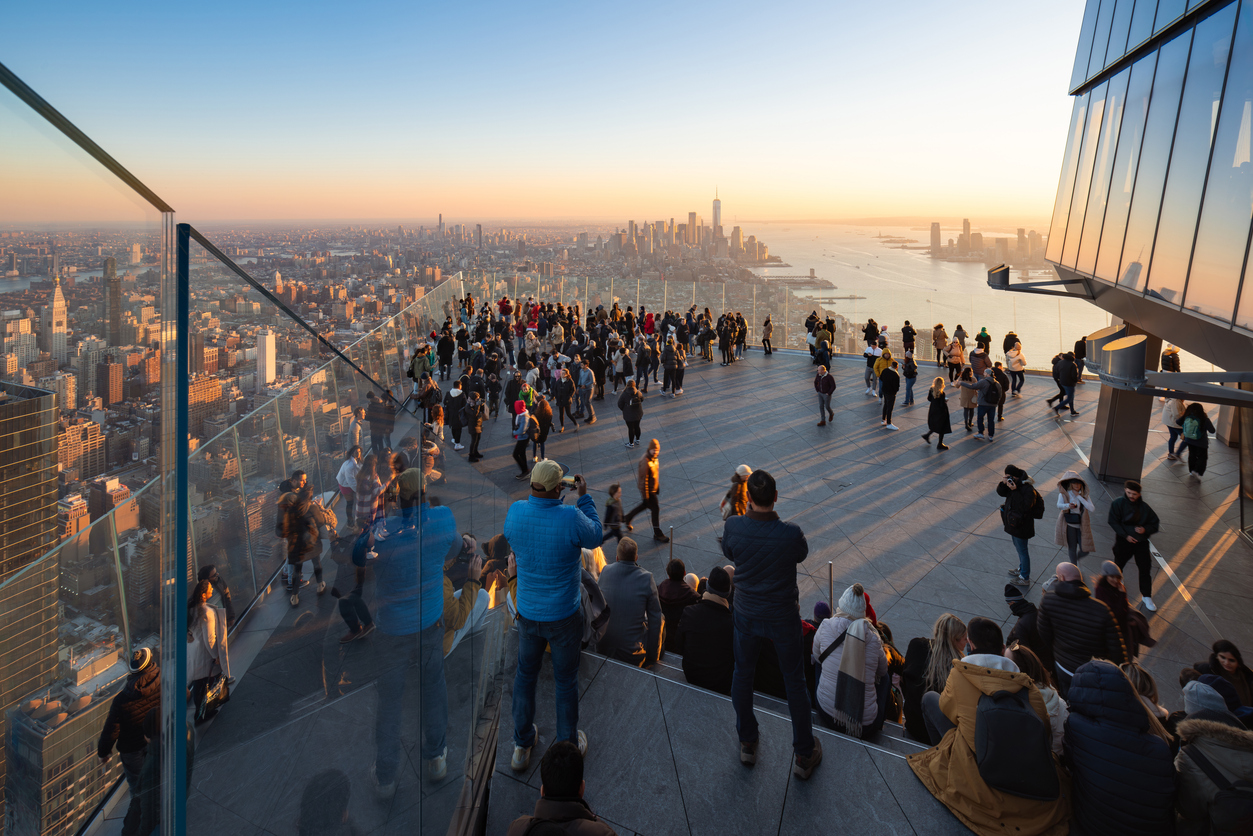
[
  {"xmin": 427, "ymin": 747, "xmax": 448, "ymax": 782},
  {"xmin": 576, "ymin": 730, "xmax": 588, "ymax": 757},
  {"xmin": 454, "ymin": 443, "xmax": 464, "ymax": 450},
  {"xmin": 974, "ymin": 433, "xmax": 984, "ymax": 440},
  {"xmin": 370, "ymin": 763, "xmax": 396, "ymax": 799},
  {"xmin": 289, "ymin": 593, "xmax": 299, "ymax": 607},
  {"xmin": 512, "ymin": 724, "xmax": 537, "ymax": 772},
  {"xmin": 1142, "ymin": 596, "xmax": 1157, "ymax": 612},
  {"xmin": 886, "ymin": 424, "xmax": 898, "ymax": 431}
]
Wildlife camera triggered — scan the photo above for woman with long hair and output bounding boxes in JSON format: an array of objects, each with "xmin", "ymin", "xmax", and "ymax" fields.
[
  {"xmin": 956, "ymin": 366, "xmax": 977, "ymax": 430},
  {"xmin": 900, "ymin": 613, "xmax": 966, "ymax": 743},
  {"xmin": 1054, "ymin": 470, "xmax": 1095, "ymax": 564},
  {"xmin": 1195, "ymin": 639, "xmax": 1253, "ymax": 707},
  {"xmin": 188, "ymin": 579, "xmax": 231, "ymax": 697},
  {"xmin": 1006, "ymin": 644, "xmax": 1067, "ymax": 754},
  {"xmin": 921, "ymin": 377, "xmax": 952, "ymax": 450},
  {"xmin": 1180, "ymin": 401, "xmax": 1216, "ymax": 478}
]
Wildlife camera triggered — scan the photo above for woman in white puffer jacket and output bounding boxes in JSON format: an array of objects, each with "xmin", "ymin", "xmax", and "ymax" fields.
[{"xmin": 1006, "ymin": 341, "xmax": 1027, "ymax": 398}]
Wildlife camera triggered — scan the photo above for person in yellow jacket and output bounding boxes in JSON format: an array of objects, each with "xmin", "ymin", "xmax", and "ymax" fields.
[
  {"xmin": 908, "ymin": 616, "xmax": 1070, "ymax": 836},
  {"xmin": 873, "ymin": 348, "xmax": 894, "ymax": 398}
]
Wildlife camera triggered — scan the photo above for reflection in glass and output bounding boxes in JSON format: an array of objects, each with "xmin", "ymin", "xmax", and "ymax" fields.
[
  {"xmin": 1155, "ymin": 0, "xmax": 1187, "ymax": 34},
  {"xmin": 1187, "ymin": 0, "xmax": 1253, "ymax": 323},
  {"xmin": 1047, "ymin": 95, "xmax": 1091, "ymax": 262},
  {"xmin": 1097, "ymin": 52, "xmax": 1157, "ymax": 282},
  {"xmin": 1064, "ymin": 81, "xmax": 1111, "ymax": 267},
  {"xmin": 1089, "ymin": 0, "xmax": 1119, "ymax": 79},
  {"xmin": 1145, "ymin": 3, "xmax": 1236, "ymax": 304},
  {"xmin": 1119, "ymin": 29, "xmax": 1193, "ymax": 290},
  {"xmin": 1128, "ymin": 0, "xmax": 1159, "ymax": 50},
  {"xmin": 1079, "ymin": 69, "xmax": 1132, "ymax": 275},
  {"xmin": 1106, "ymin": 0, "xmax": 1136, "ymax": 68},
  {"xmin": 1072, "ymin": 0, "xmax": 1104, "ymax": 90}
]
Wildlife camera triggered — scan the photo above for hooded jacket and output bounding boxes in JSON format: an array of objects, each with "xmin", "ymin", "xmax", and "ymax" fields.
[
  {"xmin": 996, "ymin": 472, "xmax": 1039, "ymax": 539},
  {"xmin": 657, "ymin": 579, "xmax": 700, "ymax": 653},
  {"xmin": 1175, "ymin": 712, "xmax": 1253, "ymax": 836},
  {"xmin": 1037, "ymin": 579, "xmax": 1127, "ymax": 672},
  {"xmin": 98, "ymin": 665, "xmax": 162, "ymax": 758},
  {"xmin": 1053, "ymin": 471, "xmax": 1096, "ymax": 553},
  {"xmin": 907, "ymin": 659, "xmax": 1070, "ymax": 836},
  {"xmin": 1065, "ymin": 660, "xmax": 1176, "ymax": 835}
]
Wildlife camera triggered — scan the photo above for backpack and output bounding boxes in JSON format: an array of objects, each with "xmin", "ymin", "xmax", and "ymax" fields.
[
  {"xmin": 974, "ymin": 687, "xmax": 1059, "ymax": 800},
  {"xmin": 1030, "ymin": 487, "xmax": 1045, "ymax": 520},
  {"xmin": 1183, "ymin": 744, "xmax": 1253, "ymax": 835},
  {"xmin": 1182, "ymin": 416, "xmax": 1201, "ymax": 441}
]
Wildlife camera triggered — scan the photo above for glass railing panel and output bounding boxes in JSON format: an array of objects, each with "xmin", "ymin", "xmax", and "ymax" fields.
[
  {"xmin": 188, "ymin": 430, "xmax": 257, "ymax": 609},
  {"xmin": 232, "ymin": 401, "xmax": 289, "ymax": 590}
]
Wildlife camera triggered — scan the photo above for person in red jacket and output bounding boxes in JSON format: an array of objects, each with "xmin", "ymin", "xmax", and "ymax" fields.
[{"xmin": 814, "ymin": 365, "xmax": 836, "ymax": 427}]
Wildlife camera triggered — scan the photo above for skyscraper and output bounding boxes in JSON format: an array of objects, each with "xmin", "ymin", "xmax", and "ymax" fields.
[
  {"xmin": 688, "ymin": 212, "xmax": 698, "ymax": 244},
  {"xmin": 39, "ymin": 279, "xmax": 67, "ymax": 366},
  {"xmin": 95, "ymin": 357, "xmax": 123, "ymax": 407},
  {"xmin": 712, "ymin": 190, "xmax": 722, "ymax": 232},
  {"xmin": 0, "ymin": 382, "xmax": 58, "ymax": 583},
  {"xmin": 930, "ymin": 223, "xmax": 942, "ymax": 256},
  {"xmin": 256, "ymin": 328, "xmax": 276, "ymax": 390},
  {"xmin": 103, "ymin": 258, "xmax": 122, "ymax": 347},
  {"xmin": 475, "ymin": 224, "xmax": 482, "ymax": 249}
]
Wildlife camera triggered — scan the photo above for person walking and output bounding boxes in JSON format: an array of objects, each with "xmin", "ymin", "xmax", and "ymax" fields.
[
  {"xmin": 623, "ymin": 439, "xmax": 669, "ymax": 543},
  {"xmin": 504, "ymin": 461, "xmax": 603, "ymax": 771},
  {"xmin": 1180, "ymin": 402, "xmax": 1216, "ymax": 478},
  {"xmin": 945, "ymin": 337, "xmax": 965, "ymax": 383},
  {"xmin": 443, "ymin": 379, "xmax": 467, "ymax": 451},
  {"xmin": 617, "ymin": 380, "xmax": 643, "ymax": 448},
  {"xmin": 902, "ymin": 350, "xmax": 918, "ymax": 405},
  {"xmin": 1006, "ymin": 341, "xmax": 1026, "ymax": 397},
  {"xmin": 880, "ymin": 360, "xmax": 901, "ymax": 430},
  {"xmin": 814, "ymin": 365, "xmax": 836, "ymax": 427},
  {"xmin": 511, "ymin": 401, "xmax": 539, "ymax": 480},
  {"xmin": 991, "ymin": 362, "xmax": 1010, "ymax": 422},
  {"xmin": 761, "ymin": 316, "xmax": 773, "ymax": 355},
  {"xmin": 1108, "ymin": 480, "xmax": 1160, "ymax": 611},
  {"xmin": 956, "ymin": 367, "xmax": 1002, "ymax": 441},
  {"xmin": 956, "ymin": 367, "xmax": 977, "ymax": 431},
  {"xmin": 554, "ymin": 368, "xmax": 578, "ymax": 432},
  {"xmin": 931, "ymin": 323, "xmax": 948, "ymax": 368},
  {"xmin": 921, "ymin": 377, "xmax": 952, "ymax": 450},
  {"xmin": 1053, "ymin": 352, "xmax": 1080, "ymax": 416},
  {"xmin": 577, "ymin": 360, "xmax": 597, "ymax": 422},
  {"xmin": 862, "ymin": 340, "xmax": 882, "ymax": 396},
  {"xmin": 997, "ymin": 465, "xmax": 1042, "ymax": 587},
  {"xmin": 722, "ymin": 469, "xmax": 822, "ymax": 779},
  {"xmin": 335, "ymin": 445, "xmax": 362, "ymax": 539},
  {"xmin": 97, "ymin": 649, "xmax": 161, "ymax": 836},
  {"xmin": 283, "ymin": 485, "xmax": 326, "ymax": 605},
  {"xmin": 1162, "ymin": 396, "xmax": 1186, "ymax": 461},
  {"xmin": 532, "ymin": 395, "xmax": 554, "ymax": 462},
  {"xmin": 1054, "ymin": 470, "xmax": 1094, "ymax": 564}
]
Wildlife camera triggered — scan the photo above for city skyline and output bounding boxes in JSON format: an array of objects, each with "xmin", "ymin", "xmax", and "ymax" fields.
[{"xmin": 1, "ymin": 0, "xmax": 1086, "ymax": 223}]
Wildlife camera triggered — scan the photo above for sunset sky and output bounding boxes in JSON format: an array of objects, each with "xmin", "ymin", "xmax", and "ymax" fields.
[{"xmin": 1, "ymin": 0, "xmax": 1086, "ymax": 224}]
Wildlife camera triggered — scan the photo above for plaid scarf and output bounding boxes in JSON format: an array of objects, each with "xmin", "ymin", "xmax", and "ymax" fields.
[{"xmin": 831, "ymin": 617, "xmax": 871, "ymax": 736}]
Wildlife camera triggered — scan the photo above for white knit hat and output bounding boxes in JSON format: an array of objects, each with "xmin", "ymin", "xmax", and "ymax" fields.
[{"xmin": 837, "ymin": 584, "xmax": 866, "ymax": 619}]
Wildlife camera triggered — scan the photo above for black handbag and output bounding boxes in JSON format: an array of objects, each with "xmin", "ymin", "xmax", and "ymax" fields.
[{"xmin": 193, "ymin": 672, "xmax": 231, "ymax": 725}]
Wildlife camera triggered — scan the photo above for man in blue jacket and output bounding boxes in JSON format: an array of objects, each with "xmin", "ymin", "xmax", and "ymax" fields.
[
  {"xmin": 371, "ymin": 499, "xmax": 459, "ymax": 795},
  {"xmin": 504, "ymin": 459, "xmax": 602, "ymax": 773},
  {"xmin": 721, "ymin": 469, "xmax": 822, "ymax": 779}
]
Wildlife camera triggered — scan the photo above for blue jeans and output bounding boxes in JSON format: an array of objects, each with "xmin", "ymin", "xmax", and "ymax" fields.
[
  {"xmin": 1011, "ymin": 536, "xmax": 1031, "ymax": 580},
  {"xmin": 1167, "ymin": 426, "xmax": 1182, "ymax": 455},
  {"xmin": 1009, "ymin": 370, "xmax": 1024, "ymax": 393},
  {"xmin": 1057, "ymin": 385, "xmax": 1076, "ymax": 413},
  {"xmin": 375, "ymin": 624, "xmax": 447, "ymax": 782},
  {"xmin": 732, "ymin": 610, "xmax": 815, "ymax": 756},
  {"xmin": 904, "ymin": 377, "xmax": 916, "ymax": 403},
  {"xmin": 577, "ymin": 387, "xmax": 594, "ymax": 420},
  {"xmin": 976, "ymin": 404, "xmax": 996, "ymax": 436},
  {"xmin": 513, "ymin": 611, "xmax": 583, "ymax": 748},
  {"xmin": 817, "ymin": 392, "xmax": 832, "ymax": 420}
]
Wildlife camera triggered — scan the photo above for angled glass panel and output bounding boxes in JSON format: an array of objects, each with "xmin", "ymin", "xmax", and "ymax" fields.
[
  {"xmin": 1187, "ymin": 0, "xmax": 1253, "ymax": 322},
  {"xmin": 1090, "ymin": 0, "xmax": 1120, "ymax": 78},
  {"xmin": 1047, "ymin": 94, "xmax": 1091, "ymax": 262},
  {"xmin": 1079, "ymin": 69, "xmax": 1133, "ymax": 274},
  {"xmin": 234, "ymin": 402, "xmax": 287, "ymax": 588},
  {"xmin": 1107, "ymin": 0, "xmax": 1136, "ymax": 67},
  {"xmin": 1119, "ymin": 28, "xmax": 1193, "ymax": 290},
  {"xmin": 1097, "ymin": 51, "xmax": 1158, "ymax": 282},
  {"xmin": 1129, "ymin": 0, "xmax": 1159, "ymax": 49},
  {"xmin": 1155, "ymin": 0, "xmax": 1188, "ymax": 34},
  {"xmin": 1064, "ymin": 81, "xmax": 1112, "ymax": 267},
  {"xmin": 1072, "ymin": 0, "xmax": 1105, "ymax": 90},
  {"xmin": 187, "ymin": 433, "xmax": 256, "ymax": 611},
  {"xmin": 1145, "ymin": 2, "xmax": 1237, "ymax": 304}
]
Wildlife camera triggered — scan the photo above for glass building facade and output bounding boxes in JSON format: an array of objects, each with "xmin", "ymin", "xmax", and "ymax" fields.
[{"xmin": 1052, "ymin": 0, "xmax": 1253, "ymax": 334}]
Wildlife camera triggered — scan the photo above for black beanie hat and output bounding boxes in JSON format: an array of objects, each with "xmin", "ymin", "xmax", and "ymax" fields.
[{"xmin": 1004, "ymin": 583, "xmax": 1025, "ymax": 604}]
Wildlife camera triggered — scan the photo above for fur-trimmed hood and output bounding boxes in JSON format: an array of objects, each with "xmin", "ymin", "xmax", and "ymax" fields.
[{"xmin": 1178, "ymin": 716, "xmax": 1253, "ymax": 752}]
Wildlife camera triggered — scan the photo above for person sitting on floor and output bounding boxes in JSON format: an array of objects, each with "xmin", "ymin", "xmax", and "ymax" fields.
[
  {"xmin": 595, "ymin": 537, "xmax": 663, "ymax": 667},
  {"xmin": 907, "ymin": 616, "xmax": 1070, "ymax": 836},
  {"xmin": 1174, "ymin": 708, "xmax": 1253, "ymax": 836},
  {"xmin": 506, "ymin": 740, "xmax": 617, "ymax": 835},
  {"xmin": 678, "ymin": 566, "xmax": 735, "ymax": 695},
  {"xmin": 657, "ymin": 558, "xmax": 701, "ymax": 654},
  {"xmin": 812, "ymin": 583, "xmax": 888, "ymax": 739}
]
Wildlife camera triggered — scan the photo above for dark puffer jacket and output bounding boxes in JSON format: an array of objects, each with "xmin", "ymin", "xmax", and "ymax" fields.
[
  {"xmin": 1038, "ymin": 580, "xmax": 1127, "ymax": 672},
  {"xmin": 97, "ymin": 665, "xmax": 161, "ymax": 757},
  {"xmin": 721, "ymin": 510, "xmax": 809, "ymax": 620},
  {"xmin": 996, "ymin": 472, "xmax": 1040, "ymax": 539},
  {"xmin": 1064, "ymin": 660, "xmax": 1176, "ymax": 836},
  {"xmin": 1007, "ymin": 599, "xmax": 1053, "ymax": 671}
]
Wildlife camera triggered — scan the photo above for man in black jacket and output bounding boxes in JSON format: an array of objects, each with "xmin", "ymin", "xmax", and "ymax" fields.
[
  {"xmin": 1005, "ymin": 583, "xmax": 1052, "ymax": 671},
  {"xmin": 722, "ymin": 470, "xmax": 821, "ymax": 779},
  {"xmin": 1037, "ymin": 562, "xmax": 1127, "ymax": 696},
  {"xmin": 1046, "ymin": 352, "xmax": 1066, "ymax": 408},
  {"xmin": 1108, "ymin": 480, "xmax": 1161, "ymax": 611},
  {"xmin": 679, "ymin": 567, "xmax": 735, "ymax": 695},
  {"xmin": 98, "ymin": 648, "xmax": 161, "ymax": 836},
  {"xmin": 1053, "ymin": 352, "xmax": 1080, "ymax": 416},
  {"xmin": 996, "ymin": 464, "xmax": 1040, "ymax": 586}
]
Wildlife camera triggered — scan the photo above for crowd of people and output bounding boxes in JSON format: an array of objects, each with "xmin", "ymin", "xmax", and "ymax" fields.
[{"xmin": 131, "ymin": 291, "xmax": 1242, "ymax": 835}]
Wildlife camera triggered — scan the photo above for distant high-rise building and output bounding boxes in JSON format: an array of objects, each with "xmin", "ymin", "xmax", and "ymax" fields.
[
  {"xmin": 57, "ymin": 419, "xmax": 106, "ymax": 481},
  {"xmin": 930, "ymin": 222, "xmax": 942, "ymax": 256},
  {"xmin": 38, "ymin": 279, "xmax": 67, "ymax": 366},
  {"xmin": 475, "ymin": 224, "xmax": 483, "ymax": 249},
  {"xmin": 103, "ymin": 258, "xmax": 121, "ymax": 347},
  {"xmin": 56, "ymin": 493, "xmax": 90, "ymax": 542},
  {"xmin": 0, "ymin": 382, "xmax": 58, "ymax": 583},
  {"xmin": 75, "ymin": 338, "xmax": 106, "ymax": 407},
  {"xmin": 1017, "ymin": 228, "xmax": 1027, "ymax": 259},
  {"xmin": 129, "ymin": 242, "xmax": 141, "ymax": 264},
  {"xmin": 687, "ymin": 212, "xmax": 698, "ymax": 244},
  {"xmin": 256, "ymin": 328, "xmax": 276, "ymax": 391},
  {"xmin": 712, "ymin": 191, "xmax": 722, "ymax": 232},
  {"xmin": 36, "ymin": 372, "xmax": 74, "ymax": 417},
  {"xmin": 95, "ymin": 358, "xmax": 123, "ymax": 407},
  {"xmin": 438, "ymin": 214, "xmax": 444, "ymax": 238},
  {"xmin": 960, "ymin": 219, "xmax": 971, "ymax": 255}
]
